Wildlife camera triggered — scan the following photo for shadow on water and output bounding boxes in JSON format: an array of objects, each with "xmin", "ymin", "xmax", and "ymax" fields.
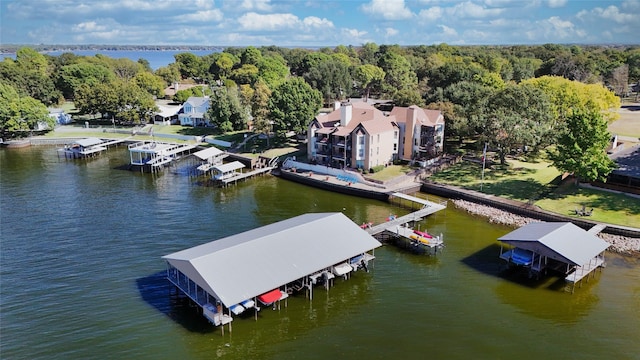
[
  {"xmin": 135, "ymin": 271, "xmax": 213, "ymax": 333},
  {"xmin": 461, "ymin": 245, "xmax": 601, "ymax": 324},
  {"xmin": 460, "ymin": 244, "xmax": 600, "ymax": 290}
]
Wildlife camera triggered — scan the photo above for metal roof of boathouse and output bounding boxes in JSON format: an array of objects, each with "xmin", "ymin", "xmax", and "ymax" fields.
[
  {"xmin": 162, "ymin": 212, "xmax": 381, "ymax": 307},
  {"xmin": 498, "ymin": 222, "xmax": 609, "ymax": 266}
]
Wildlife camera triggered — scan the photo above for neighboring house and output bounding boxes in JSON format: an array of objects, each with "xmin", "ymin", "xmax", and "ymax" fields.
[
  {"xmin": 178, "ymin": 96, "xmax": 211, "ymax": 127},
  {"xmin": 152, "ymin": 103, "xmax": 181, "ymax": 125},
  {"xmin": 389, "ymin": 105, "xmax": 445, "ymax": 162},
  {"xmin": 597, "ymin": 141, "xmax": 640, "ymax": 195},
  {"xmin": 307, "ymin": 100, "xmax": 445, "ymax": 170},
  {"xmin": 163, "ymin": 82, "xmax": 205, "ymax": 99},
  {"xmin": 48, "ymin": 108, "xmax": 73, "ymax": 125}
]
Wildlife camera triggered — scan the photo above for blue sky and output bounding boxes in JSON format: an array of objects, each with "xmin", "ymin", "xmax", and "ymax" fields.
[{"xmin": 1, "ymin": 0, "xmax": 638, "ymax": 47}]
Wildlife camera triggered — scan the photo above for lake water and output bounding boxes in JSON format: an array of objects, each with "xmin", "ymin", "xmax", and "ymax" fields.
[
  {"xmin": 1, "ymin": 146, "xmax": 639, "ymax": 359},
  {"xmin": 0, "ymin": 49, "xmax": 216, "ymax": 70}
]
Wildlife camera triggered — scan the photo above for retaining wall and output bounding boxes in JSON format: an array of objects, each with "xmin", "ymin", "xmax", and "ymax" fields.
[{"xmin": 421, "ymin": 181, "xmax": 640, "ymax": 238}]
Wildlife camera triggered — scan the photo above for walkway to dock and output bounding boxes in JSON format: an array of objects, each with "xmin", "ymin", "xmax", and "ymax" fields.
[
  {"xmin": 219, "ymin": 166, "xmax": 276, "ymax": 185},
  {"xmin": 366, "ymin": 193, "xmax": 446, "ymax": 236}
]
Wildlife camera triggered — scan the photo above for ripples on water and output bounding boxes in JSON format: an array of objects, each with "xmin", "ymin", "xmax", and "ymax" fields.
[{"xmin": 1, "ymin": 147, "xmax": 639, "ymax": 359}]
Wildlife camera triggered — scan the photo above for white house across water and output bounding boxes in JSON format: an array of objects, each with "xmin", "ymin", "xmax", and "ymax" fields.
[{"xmin": 162, "ymin": 212, "xmax": 381, "ymax": 331}]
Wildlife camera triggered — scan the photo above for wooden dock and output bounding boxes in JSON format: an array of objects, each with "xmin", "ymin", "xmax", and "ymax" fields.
[
  {"xmin": 366, "ymin": 193, "xmax": 447, "ymax": 236},
  {"xmin": 218, "ymin": 166, "xmax": 276, "ymax": 186}
]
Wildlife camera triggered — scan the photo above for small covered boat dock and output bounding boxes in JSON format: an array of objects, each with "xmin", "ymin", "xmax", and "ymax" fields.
[
  {"xmin": 212, "ymin": 157, "xmax": 279, "ymax": 186},
  {"xmin": 162, "ymin": 212, "xmax": 381, "ymax": 332},
  {"xmin": 128, "ymin": 141, "xmax": 196, "ymax": 172},
  {"xmin": 193, "ymin": 147, "xmax": 228, "ymax": 174},
  {"xmin": 498, "ymin": 222, "xmax": 610, "ymax": 292},
  {"xmin": 58, "ymin": 137, "xmax": 126, "ymax": 159}
]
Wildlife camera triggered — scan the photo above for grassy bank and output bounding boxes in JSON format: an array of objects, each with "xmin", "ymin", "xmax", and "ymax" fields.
[{"xmin": 429, "ymin": 158, "xmax": 640, "ymax": 228}]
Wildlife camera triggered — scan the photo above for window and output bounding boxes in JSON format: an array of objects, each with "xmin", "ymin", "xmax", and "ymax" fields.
[{"xmin": 394, "ymin": 131, "xmax": 398, "ymax": 139}]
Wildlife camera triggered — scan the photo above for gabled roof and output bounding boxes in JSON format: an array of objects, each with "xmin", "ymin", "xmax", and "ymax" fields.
[
  {"xmin": 390, "ymin": 106, "xmax": 444, "ymax": 127},
  {"xmin": 185, "ymin": 96, "xmax": 209, "ymax": 108},
  {"xmin": 360, "ymin": 118, "xmax": 398, "ymax": 135},
  {"xmin": 315, "ymin": 102, "xmax": 397, "ymax": 137},
  {"xmin": 610, "ymin": 143, "xmax": 640, "ymax": 179},
  {"xmin": 193, "ymin": 147, "xmax": 224, "ymax": 160},
  {"xmin": 162, "ymin": 212, "xmax": 382, "ymax": 307},
  {"xmin": 498, "ymin": 222, "xmax": 609, "ymax": 266},
  {"xmin": 213, "ymin": 161, "xmax": 244, "ymax": 173},
  {"xmin": 315, "ymin": 102, "xmax": 383, "ymax": 129},
  {"xmin": 155, "ymin": 104, "xmax": 181, "ymax": 118}
]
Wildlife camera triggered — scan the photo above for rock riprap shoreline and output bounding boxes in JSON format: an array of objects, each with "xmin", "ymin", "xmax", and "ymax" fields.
[{"xmin": 452, "ymin": 199, "xmax": 640, "ymax": 256}]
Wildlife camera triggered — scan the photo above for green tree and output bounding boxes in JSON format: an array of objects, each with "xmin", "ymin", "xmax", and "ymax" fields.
[
  {"xmin": 241, "ymin": 46, "xmax": 263, "ymax": 66},
  {"xmin": 0, "ymin": 47, "xmax": 60, "ymax": 105},
  {"xmin": 268, "ymin": 77, "xmax": 322, "ymax": 137},
  {"xmin": 110, "ymin": 58, "xmax": 141, "ymax": 80},
  {"xmin": 257, "ymin": 55, "xmax": 289, "ymax": 89},
  {"xmin": 303, "ymin": 57, "xmax": 352, "ymax": 104},
  {"xmin": 115, "ymin": 80, "xmax": 157, "ymax": 124},
  {"xmin": 209, "ymin": 52, "xmax": 239, "ymax": 81},
  {"xmin": 206, "ymin": 86, "xmax": 248, "ymax": 132},
  {"xmin": 57, "ymin": 62, "xmax": 114, "ymax": 99},
  {"xmin": 354, "ymin": 64, "xmax": 385, "ymax": 101},
  {"xmin": 155, "ymin": 63, "xmax": 181, "ymax": 84},
  {"xmin": 0, "ymin": 83, "xmax": 52, "ymax": 137},
  {"xmin": 394, "ymin": 88, "xmax": 425, "ymax": 107},
  {"xmin": 174, "ymin": 52, "xmax": 203, "ymax": 80},
  {"xmin": 485, "ymin": 84, "xmax": 553, "ymax": 164},
  {"xmin": 231, "ymin": 64, "xmax": 259, "ymax": 85},
  {"xmin": 133, "ymin": 71, "xmax": 166, "ymax": 98},
  {"xmin": 251, "ymin": 79, "xmax": 273, "ymax": 145},
  {"xmin": 377, "ymin": 51, "xmax": 417, "ymax": 95},
  {"xmin": 549, "ymin": 110, "xmax": 615, "ymax": 183}
]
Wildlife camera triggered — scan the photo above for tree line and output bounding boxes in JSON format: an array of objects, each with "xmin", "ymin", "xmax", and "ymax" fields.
[{"xmin": 1, "ymin": 43, "xmax": 638, "ymax": 181}]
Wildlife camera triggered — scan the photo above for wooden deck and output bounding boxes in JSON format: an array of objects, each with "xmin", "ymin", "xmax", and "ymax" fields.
[
  {"xmin": 218, "ymin": 166, "xmax": 276, "ymax": 185},
  {"xmin": 565, "ymin": 256, "xmax": 606, "ymax": 283},
  {"xmin": 366, "ymin": 195, "xmax": 446, "ymax": 236}
]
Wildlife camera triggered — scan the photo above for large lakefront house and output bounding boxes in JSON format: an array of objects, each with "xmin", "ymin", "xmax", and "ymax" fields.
[
  {"xmin": 307, "ymin": 101, "xmax": 445, "ymax": 170},
  {"xmin": 178, "ymin": 96, "xmax": 211, "ymax": 127}
]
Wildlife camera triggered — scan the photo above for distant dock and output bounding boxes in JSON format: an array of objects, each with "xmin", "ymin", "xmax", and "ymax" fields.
[{"xmin": 57, "ymin": 137, "xmax": 128, "ymax": 159}]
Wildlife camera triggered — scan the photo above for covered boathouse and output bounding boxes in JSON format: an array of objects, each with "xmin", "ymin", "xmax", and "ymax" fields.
[
  {"xmin": 162, "ymin": 212, "xmax": 381, "ymax": 331},
  {"xmin": 498, "ymin": 222, "xmax": 610, "ymax": 292}
]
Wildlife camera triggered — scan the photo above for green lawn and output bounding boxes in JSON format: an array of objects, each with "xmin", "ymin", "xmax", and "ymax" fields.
[
  {"xmin": 366, "ymin": 164, "xmax": 414, "ymax": 181},
  {"xmin": 429, "ymin": 158, "xmax": 640, "ymax": 228}
]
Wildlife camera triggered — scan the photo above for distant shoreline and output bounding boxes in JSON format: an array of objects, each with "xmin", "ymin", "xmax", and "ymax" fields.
[{"xmin": 0, "ymin": 44, "xmax": 224, "ymax": 54}]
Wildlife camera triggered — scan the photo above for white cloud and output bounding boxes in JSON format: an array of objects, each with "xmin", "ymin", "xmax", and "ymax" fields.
[
  {"xmin": 418, "ymin": 6, "xmax": 443, "ymax": 22},
  {"xmin": 361, "ymin": 0, "xmax": 414, "ymax": 20},
  {"xmin": 303, "ymin": 16, "xmax": 334, "ymax": 29},
  {"xmin": 72, "ymin": 21, "xmax": 109, "ymax": 33},
  {"xmin": 342, "ymin": 28, "xmax": 368, "ymax": 38},
  {"xmin": 536, "ymin": 16, "xmax": 584, "ymax": 41},
  {"xmin": 592, "ymin": 5, "xmax": 637, "ymax": 24},
  {"xmin": 385, "ymin": 27, "xmax": 399, "ymax": 37},
  {"xmin": 180, "ymin": 9, "xmax": 224, "ymax": 22},
  {"xmin": 547, "ymin": 0, "xmax": 567, "ymax": 8},
  {"xmin": 237, "ymin": 12, "xmax": 299, "ymax": 31},
  {"xmin": 447, "ymin": 1, "xmax": 504, "ymax": 18},
  {"xmin": 239, "ymin": 0, "xmax": 273, "ymax": 12},
  {"xmin": 438, "ymin": 25, "xmax": 458, "ymax": 37}
]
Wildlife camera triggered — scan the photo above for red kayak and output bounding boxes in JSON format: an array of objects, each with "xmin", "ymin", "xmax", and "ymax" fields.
[{"xmin": 413, "ymin": 230, "xmax": 433, "ymax": 238}]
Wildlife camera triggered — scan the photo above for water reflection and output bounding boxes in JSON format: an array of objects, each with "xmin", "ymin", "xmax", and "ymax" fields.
[
  {"xmin": 494, "ymin": 274, "xmax": 600, "ymax": 324},
  {"xmin": 137, "ymin": 269, "xmax": 374, "ymax": 359}
]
